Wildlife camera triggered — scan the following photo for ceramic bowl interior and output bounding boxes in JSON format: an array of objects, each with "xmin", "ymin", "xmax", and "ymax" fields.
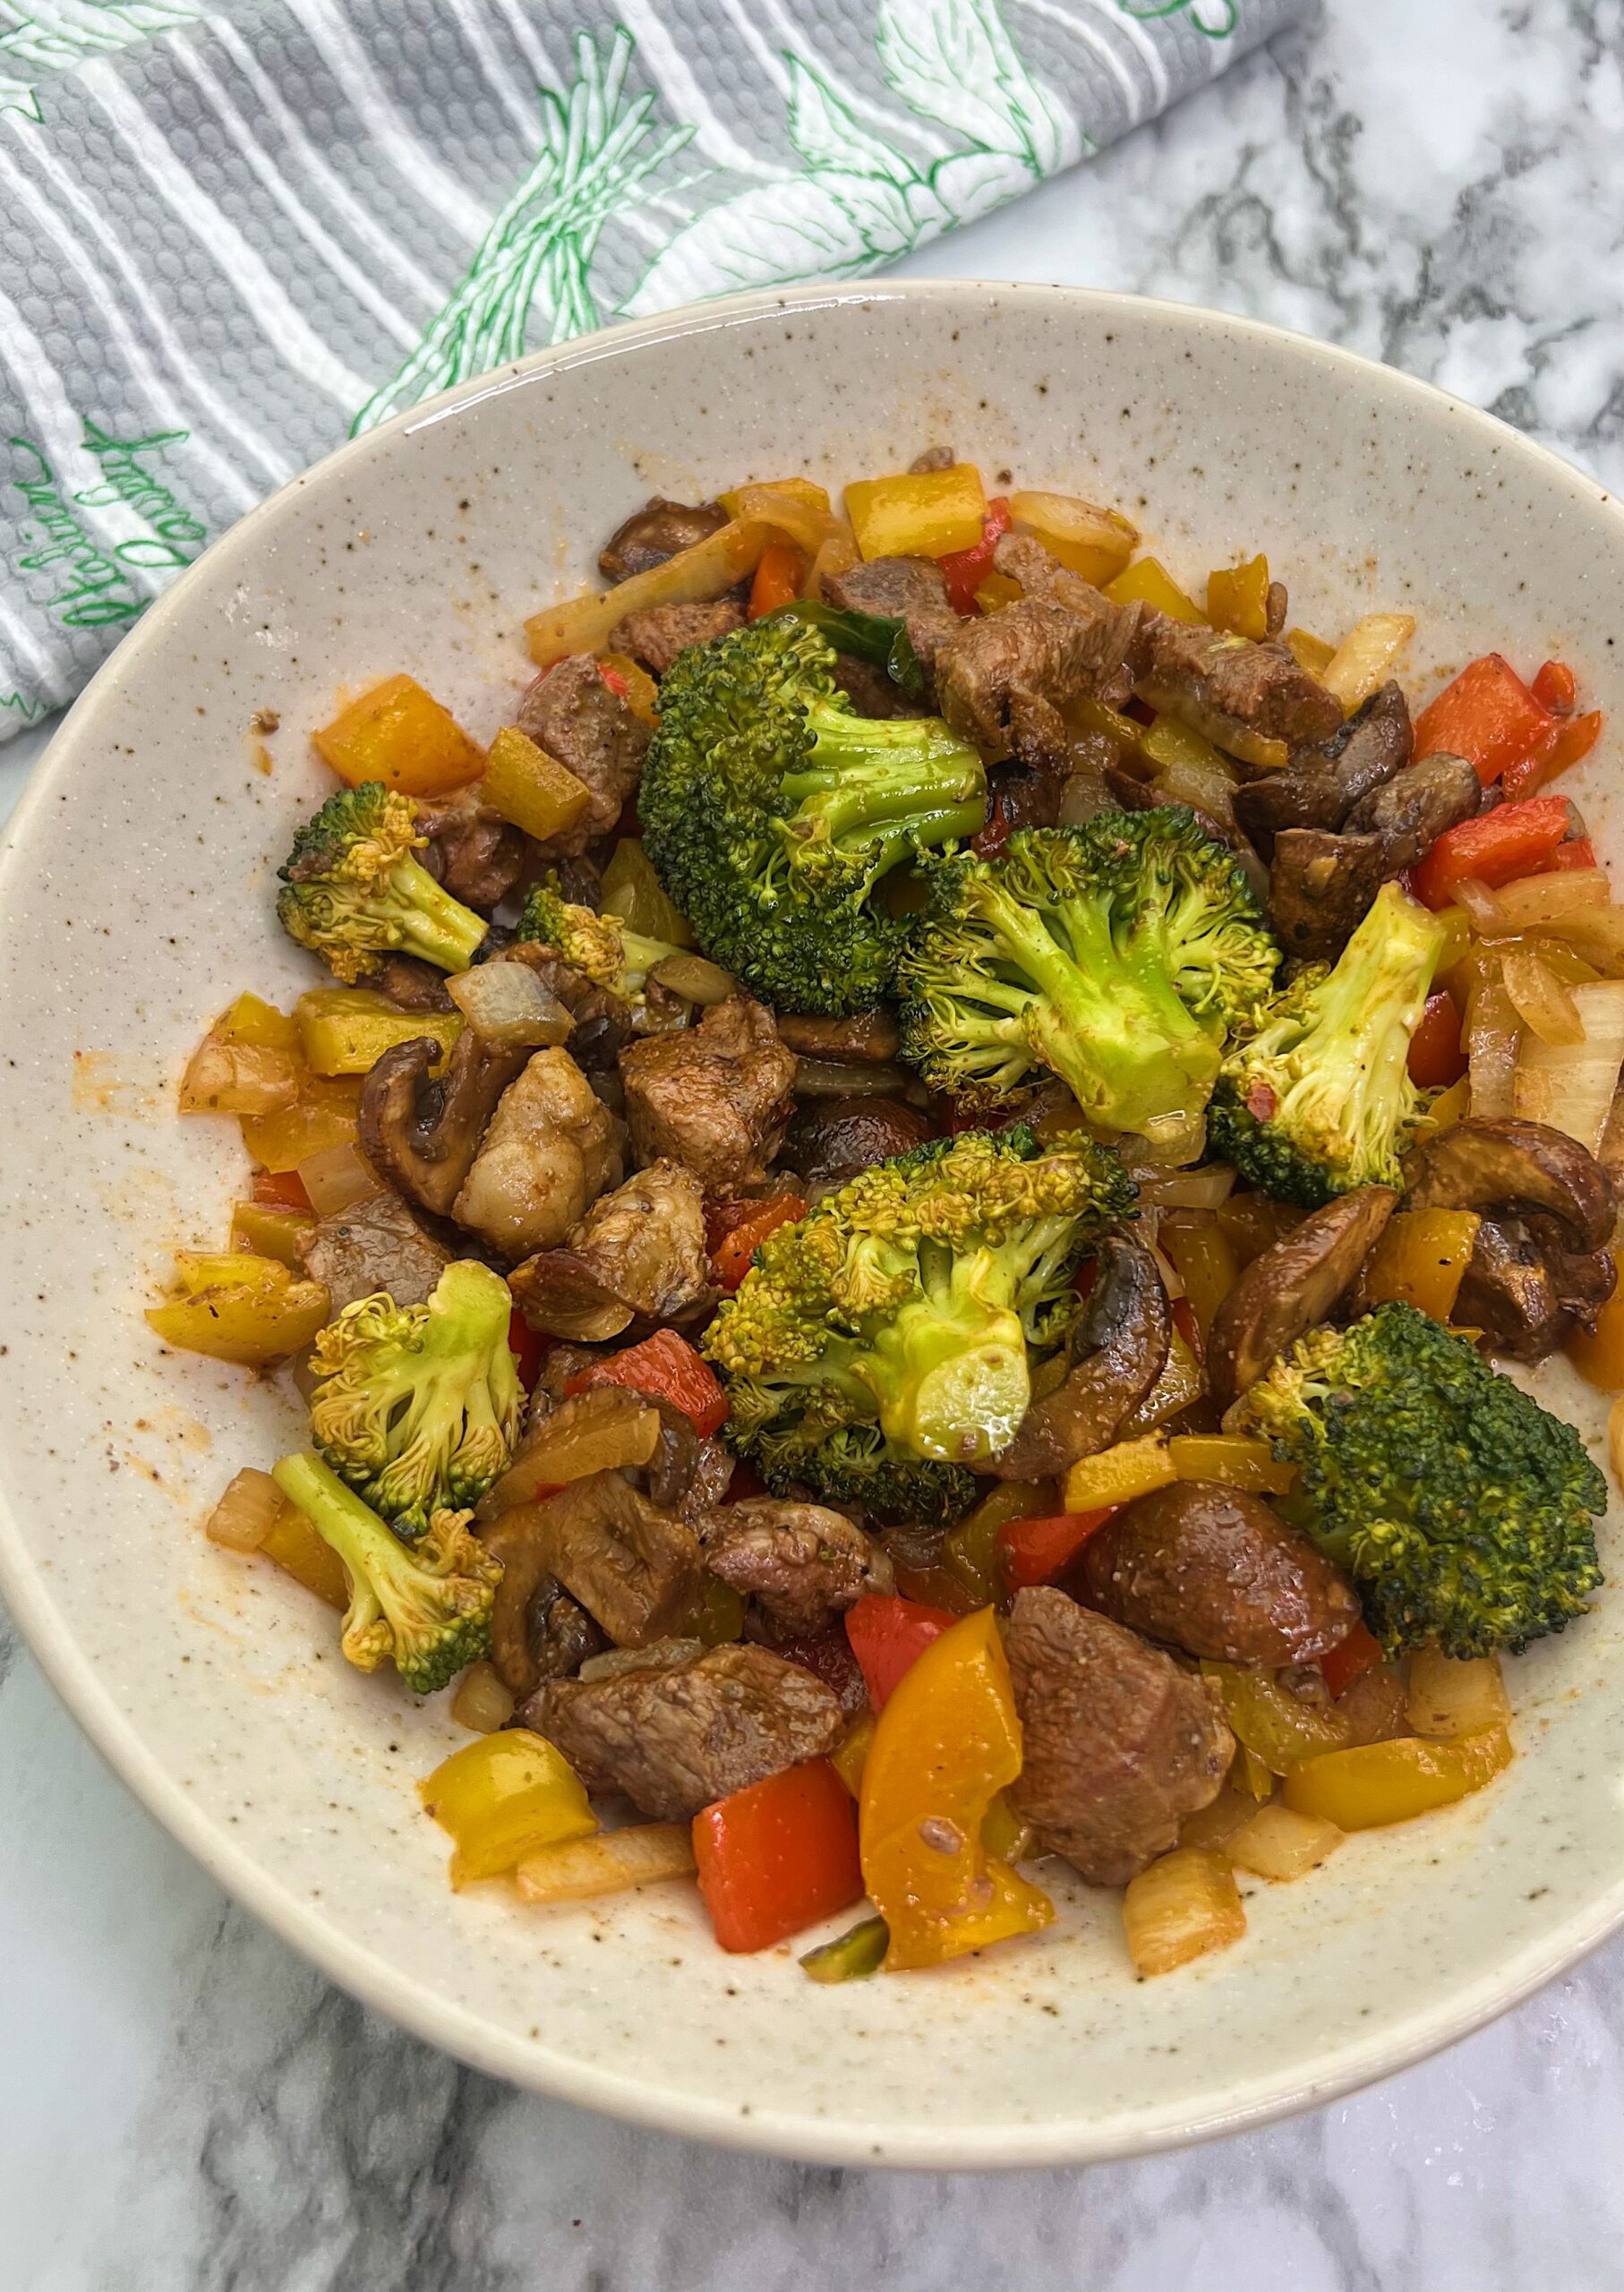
[{"xmin": 3, "ymin": 283, "xmax": 1622, "ymax": 2168}]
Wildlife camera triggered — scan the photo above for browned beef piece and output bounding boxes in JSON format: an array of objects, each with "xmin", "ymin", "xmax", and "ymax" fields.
[
  {"xmin": 509, "ymin": 1159, "xmax": 713, "ymax": 1341},
  {"xmin": 415, "ymin": 788, "xmax": 529, "ymax": 913},
  {"xmin": 1233, "ymin": 682, "xmax": 1413, "ymax": 842},
  {"xmin": 599, "ymin": 497, "xmax": 727, "ymax": 584},
  {"xmin": 1268, "ymin": 826, "xmax": 1389, "ymax": 960},
  {"xmin": 619, "ymin": 994, "xmax": 796, "ymax": 1192},
  {"xmin": 516, "ymin": 654, "xmax": 650, "ymax": 855},
  {"xmin": 514, "ymin": 1578, "xmax": 607, "ymax": 1703},
  {"xmin": 610, "ymin": 600, "xmax": 745, "ymax": 677},
  {"xmin": 303, "ymin": 1191, "xmax": 452, "ymax": 1313},
  {"xmin": 824, "ymin": 556, "xmax": 962, "ymax": 680},
  {"xmin": 539, "ymin": 1642, "xmax": 844, "ymax": 1818},
  {"xmin": 697, "ymin": 1500, "xmax": 894, "ymax": 1635},
  {"xmin": 371, "ymin": 954, "xmax": 457, "ymax": 1013},
  {"xmin": 1137, "ymin": 619, "xmax": 1343, "ymax": 759},
  {"xmin": 1005, "ymin": 1587, "xmax": 1232, "ymax": 1886},
  {"xmin": 831, "ymin": 654, "xmax": 926, "ymax": 720},
  {"xmin": 1075, "ymin": 1482, "xmax": 1361, "ymax": 1665},
  {"xmin": 936, "ymin": 597, "xmax": 1143, "ymax": 765}
]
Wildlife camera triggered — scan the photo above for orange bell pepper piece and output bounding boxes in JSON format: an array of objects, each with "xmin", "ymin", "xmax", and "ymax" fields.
[
  {"xmin": 1412, "ymin": 654, "xmax": 1554, "ymax": 788},
  {"xmin": 1533, "ymin": 660, "xmax": 1577, "ymax": 716},
  {"xmin": 859, "ymin": 1606, "xmax": 1054, "ymax": 1971},
  {"xmin": 1319, "ymin": 1618, "xmax": 1382, "ymax": 1699},
  {"xmin": 1407, "ymin": 988, "xmax": 1467, "ymax": 1087},
  {"xmin": 692, "ymin": 1757, "xmax": 863, "ymax": 1952},
  {"xmin": 314, "ymin": 673, "xmax": 483, "ymax": 796},
  {"xmin": 1567, "ymin": 1280, "xmax": 1624, "ymax": 1390},
  {"xmin": 1502, "ymin": 708, "xmax": 1603, "ymax": 800},
  {"xmin": 707, "ymin": 1193, "xmax": 806, "ymax": 1289},
  {"xmin": 748, "ymin": 541, "xmax": 806, "ymax": 619}
]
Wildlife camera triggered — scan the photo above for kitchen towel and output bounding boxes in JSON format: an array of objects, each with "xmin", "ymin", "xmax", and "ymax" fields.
[{"xmin": 0, "ymin": 0, "xmax": 1305, "ymax": 735}]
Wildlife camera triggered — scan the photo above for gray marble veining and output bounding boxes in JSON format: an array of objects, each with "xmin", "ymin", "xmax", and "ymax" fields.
[{"xmin": 9, "ymin": 1, "xmax": 1624, "ymax": 2285}]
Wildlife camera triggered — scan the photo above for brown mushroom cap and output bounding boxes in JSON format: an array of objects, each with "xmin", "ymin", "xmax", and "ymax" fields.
[
  {"xmin": 988, "ymin": 1233, "xmax": 1170, "ymax": 1480},
  {"xmin": 783, "ymin": 1096, "xmax": 936, "ymax": 1192},
  {"xmin": 1209, "ymin": 1185, "xmax": 1398, "ymax": 1407},
  {"xmin": 1402, "ymin": 1117, "xmax": 1616, "ymax": 1253},
  {"xmin": 359, "ymin": 1030, "xmax": 529, "ymax": 1219}
]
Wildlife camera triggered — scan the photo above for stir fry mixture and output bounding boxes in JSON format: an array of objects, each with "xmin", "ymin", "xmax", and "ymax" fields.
[{"xmin": 158, "ymin": 458, "xmax": 1624, "ymax": 1981}]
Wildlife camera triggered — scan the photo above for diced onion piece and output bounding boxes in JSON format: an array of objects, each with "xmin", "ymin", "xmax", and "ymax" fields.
[
  {"xmin": 1167, "ymin": 1433, "xmax": 1295, "ymax": 1493},
  {"xmin": 1177, "ymin": 1788, "xmax": 1257, "ymax": 1851},
  {"xmin": 1224, "ymin": 1802, "xmax": 1344, "ymax": 1881},
  {"xmin": 205, "ymin": 1467, "xmax": 286, "ymax": 1552},
  {"xmin": 1406, "ymin": 1647, "xmax": 1512, "ymax": 1740},
  {"xmin": 600, "ymin": 839, "xmax": 694, "ymax": 946},
  {"xmin": 525, "ymin": 518, "xmax": 780, "ymax": 667},
  {"xmin": 451, "ymin": 1661, "xmax": 517, "ymax": 1734},
  {"xmin": 517, "ymin": 1822, "xmax": 697, "ymax": 1904},
  {"xmin": 448, "ymin": 962, "xmax": 573, "ymax": 1048},
  {"xmin": 1156, "ymin": 757, "xmax": 1237, "ymax": 825},
  {"xmin": 1500, "ymin": 945, "xmax": 1586, "ymax": 1045},
  {"xmin": 805, "ymin": 528, "xmax": 861, "ymax": 599},
  {"xmin": 1320, "ymin": 612, "xmax": 1415, "ymax": 712},
  {"xmin": 1452, "ymin": 876, "xmax": 1507, "ymax": 934},
  {"xmin": 180, "ymin": 1035, "xmax": 301, "ymax": 1116},
  {"xmin": 722, "ymin": 482, "xmax": 845, "ymax": 556},
  {"xmin": 1062, "ymin": 1434, "xmax": 1177, "ymax": 1511},
  {"xmin": 1515, "ymin": 979, "xmax": 1624, "ymax": 1150},
  {"xmin": 476, "ymin": 1390, "xmax": 661, "ymax": 1520},
  {"xmin": 1006, "ymin": 489, "xmax": 1139, "ymax": 584},
  {"xmin": 1123, "ymin": 1846, "xmax": 1245, "ymax": 1977},
  {"xmin": 1543, "ymin": 907, "xmax": 1624, "ymax": 980},
  {"xmin": 650, "ymin": 952, "xmax": 736, "ymax": 1005},
  {"xmin": 481, "ymin": 724, "xmax": 591, "ymax": 842},
  {"xmin": 1492, "ymin": 869, "xmax": 1610, "ymax": 928},
  {"xmin": 1134, "ymin": 1164, "xmax": 1236, "ymax": 1210},
  {"xmin": 297, "ymin": 1140, "xmax": 384, "ymax": 1217},
  {"xmin": 1466, "ymin": 977, "xmax": 1520, "ymax": 1120}
]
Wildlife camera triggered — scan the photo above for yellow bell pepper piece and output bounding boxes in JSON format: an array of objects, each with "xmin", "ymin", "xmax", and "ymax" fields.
[
  {"xmin": 1123, "ymin": 1845, "xmax": 1245, "ymax": 1977},
  {"xmin": 942, "ymin": 1480, "xmax": 1047, "ymax": 1606},
  {"xmin": 1103, "ymin": 556, "xmax": 1206, "ymax": 625},
  {"xmin": 314, "ymin": 673, "xmax": 483, "ymax": 796},
  {"xmin": 1167, "ymin": 1433, "xmax": 1296, "ymax": 1494},
  {"xmin": 1285, "ymin": 628, "xmax": 1337, "ymax": 678},
  {"xmin": 230, "ymin": 1200, "xmax": 317, "ymax": 1268},
  {"xmin": 218, "ymin": 992, "xmax": 301, "ymax": 1056},
  {"xmin": 295, "ymin": 987, "xmax": 462, "ymax": 1076},
  {"xmin": 832, "ymin": 1711, "xmax": 876, "ymax": 1800},
  {"xmin": 1062, "ymin": 1433, "xmax": 1177, "ymax": 1512},
  {"xmin": 595, "ymin": 653, "xmax": 661, "ymax": 727},
  {"xmin": 1283, "ymin": 1729, "xmax": 1513, "ymax": 1830},
  {"xmin": 845, "ymin": 464, "xmax": 987, "ymax": 562},
  {"xmin": 420, "ymin": 1730, "xmax": 598, "ymax": 1887},
  {"xmin": 481, "ymin": 723, "xmax": 593, "ymax": 841},
  {"xmin": 259, "ymin": 1497, "xmax": 349, "ymax": 1609},
  {"xmin": 1206, "ymin": 554, "xmax": 1271, "ymax": 643},
  {"xmin": 1415, "ymin": 1074, "xmax": 1471, "ymax": 1138},
  {"xmin": 146, "ymin": 1252, "xmax": 331, "ymax": 1366},
  {"xmin": 1139, "ymin": 714, "xmax": 1235, "ymax": 783},
  {"xmin": 1202, "ymin": 1660, "xmax": 1350, "ymax": 1775},
  {"xmin": 599, "ymin": 838, "xmax": 694, "ymax": 945},
  {"xmin": 1568, "ymin": 1280, "xmax": 1624, "ymax": 1390},
  {"xmin": 1357, "ymin": 1207, "xmax": 1481, "ymax": 1323},
  {"xmin": 1157, "ymin": 1215, "xmax": 1241, "ymax": 1347},
  {"xmin": 972, "ymin": 571, "xmax": 1024, "ymax": 615},
  {"xmin": 859, "ymin": 1605, "xmax": 1053, "ymax": 1970},
  {"xmin": 239, "ymin": 1073, "xmax": 363, "ymax": 1174},
  {"xmin": 1006, "ymin": 490, "xmax": 1138, "ymax": 586},
  {"xmin": 717, "ymin": 475, "xmax": 832, "ymax": 520}
]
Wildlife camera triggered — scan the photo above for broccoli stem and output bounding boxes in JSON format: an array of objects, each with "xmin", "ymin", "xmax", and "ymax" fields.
[
  {"xmin": 862, "ymin": 1244, "xmax": 1032, "ymax": 1464},
  {"xmin": 273, "ymin": 1450, "xmax": 399, "ymax": 1626},
  {"xmin": 1273, "ymin": 892, "xmax": 1443, "ymax": 1147},
  {"xmin": 386, "ymin": 853, "xmax": 488, "ymax": 971}
]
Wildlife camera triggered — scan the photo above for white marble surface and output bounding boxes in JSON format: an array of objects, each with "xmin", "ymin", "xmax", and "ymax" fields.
[{"xmin": 7, "ymin": 1, "xmax": 1624, "ymax": 2282}]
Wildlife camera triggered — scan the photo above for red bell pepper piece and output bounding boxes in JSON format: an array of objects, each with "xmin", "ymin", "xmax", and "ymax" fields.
[
  {"xmin": 770, "ymin": 1623, "xmax": 867, "ymax": 1715},
  {"xmin": 844, "ymin": 1593, "xmax": 957, "ymax": 1710},
  {"xmin": 1413, "ymin": 654, "xmax": 1556, "ymax": 787},
  {"xmin": 748, "ymin": 540, "xmax": 805, "ymax": 620},
  {"xmin": 1412, "ymin": 795, "xmax": 1573, "ymax": 910},
  {"xmin": 1550, "ymin": 834, "xmax": 1598, "ymax": 871},
  {"xmin": 596, "ymin": 660, "xmax": 631, "ymax": 700},
  {"xmin": 707, "ymin": 1193, "xmax": 806, "ymax": 1290},
  {"xmin": 692, "ymin": 1757, "xmax": 864, "ymax": 1953},
  {"xmin": 970, "ymin": 784, "xmax": 1014, "ymax": 860},
  {"xmin": 723, "ymin": 1458, "xmax": 766, "ymax": 1501},
  {"xmin": 1501, "ymin": 708, "xmax": 1602, "ymax": 800},
  {"xmin": 1320, "ymin": 1618, "xmax": 1382, "ymax": 1699},
  {"xmin": 1532, "ymin": 660, "xmax": 1577, "ymax": 717},
  {"xmin": 938, "ymin": 497, "xmax": 1012, "ymax": 615},
  {"xmin": 252, "ymin": 1168, "xmax": 312, "ymax": 1211},
  {"xmin": 563, "ymin": 1328, "xmax": 728, "ymax": 1437},
  {"xmin": 996, "ymin": 1508, "xmax": 1117, "ymax": 1591},
  {"xmin": 506, "ymin": 1310, "xmax": 549, "ymax": 1394},
  {"xmin": 1407, "ymin": 988, "xmax": 1467, "ymax": 1088}
]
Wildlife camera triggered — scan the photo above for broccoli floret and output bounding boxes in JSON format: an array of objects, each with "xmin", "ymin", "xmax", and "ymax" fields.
[
  {"xmin": 518, "ymin": 880, "xmax": 681, "ymax": 1017},
  {"xmin": 308, "ymin": 1260, "xmax": 522, "ymax": 1540},
  {"xmin": 1208, "ymin": 880, "xmax": 1445, "ymax": 1207},
  {"xmin": 898, "ymin": 810, "xmax": 1278, "ymax": 1152},
  {"xmin": 704, "ymin": 1125, "xmax": 1134, "ymax": 1518},
  {"xmin": 1235, "ymin": 1301, "xmax": 1605, "ymax": 1658},
  {"xmin": 272, "ymin": 1450, "xmax": 501, "ymax": 1694},
  {"xmin": 638, "ymin": 616, "xmax": 987, "ymax": 1013},
  {"xmin": 277, "ymin": 783, "xmax": 486, "ymax": 983}
]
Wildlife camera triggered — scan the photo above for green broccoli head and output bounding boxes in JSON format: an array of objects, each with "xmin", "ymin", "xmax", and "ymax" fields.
[
  {"xmin": 638, "ymin": 616, "xmax": 987, "ymax": 1014},
  {"xmin": 704, "ymin": 1125, "xmax": 1135, "ymax": 1518},
  {"xmin": 309, "ymin": 1260, "xmax": 522, "ymax": 1540},
  {"xmin": 517, "ymin": 880, "xmax": 680, "ymax": 1013},
  {"xmin": 1235, "ymin": 1300, "xmax": 1605, "ymax": 1657},
  {"xmin": 272, "ymin": 1450, "xmax": 502, "ymax": 1695},
  {"xmin": 277, "ymin": 783, "xmax": 487, "ymax": 983},
  {"xmin": 1208, "ymin": 880, "xmax": 1445, "ymax": 1207},
  {"xmin": 898, "ymin": 809, "xmax": 1278, "ymax": 1152}
]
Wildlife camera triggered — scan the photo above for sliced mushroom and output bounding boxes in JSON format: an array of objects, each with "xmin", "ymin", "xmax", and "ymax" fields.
[
  {"xmin": 988, "ymin": 1234, "xmax": 1170, "ymax": 1480},
  {"xmin": 1075, "ymin": 1480, "xmax": 1361, "ymax": 1664},
  {"xmin": 1269, "ymin": 826, "xmax": 1389, "ymax": 961},
  {"xmin": 509, "ymin": 1160, "xmax": 713, "ymax": 1341},
  {"xmin": 1401, "ymin": 1117, "xmax": 1616, "ymax": 1253},
  {"xmin": 518, "ymin": 1468, "xmax": 702, "ymax": 1647},
  {"xmin": 782, "ymin": 1096, "xmax": 936, "ymax": 1193},
  {"xmin": 1341, "ymin": 749, "xmax": 1482, "ymax": 859},
  {"xmin": 773, "ymin": 1008, "xmax": 902, "ymax": 1065},
  {"xmin": 358, "ymin": 1030, "xmax": 530, "ymax": 1219},
  {"xmin": 598, "ymin": 497, "xmax": 728, "ymax": 585},
  {"xmin": 1209, "ymin": 1186, "xmax": 1399, "ymax": 1407},
  {"xmin": 1454, "ymin": 1212, "xmax": 1616, "ymax": 1362},
  {"xmin": 1232, "ymin": 681, "xmax": 1413, "ymax": 843},
  {"xmin": 480, "ymin": 1509, "xmax": 610, "ymax": 1698}
]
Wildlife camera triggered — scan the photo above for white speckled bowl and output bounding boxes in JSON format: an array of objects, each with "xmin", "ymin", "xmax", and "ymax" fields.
[{"xmin": 3, "ymin": 283, "xmax": 1623, "ymax": 2168}]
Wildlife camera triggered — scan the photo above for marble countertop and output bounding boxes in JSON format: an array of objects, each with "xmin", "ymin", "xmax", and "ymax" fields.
[{"xmin": 7, "ymin": 2, "xmax": 1624, "ymax": 2284}]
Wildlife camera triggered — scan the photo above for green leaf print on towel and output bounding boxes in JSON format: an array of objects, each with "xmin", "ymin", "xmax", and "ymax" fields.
[{"xmin": 0, "ymin": 1, "xmax": 201, "ymax": 120}]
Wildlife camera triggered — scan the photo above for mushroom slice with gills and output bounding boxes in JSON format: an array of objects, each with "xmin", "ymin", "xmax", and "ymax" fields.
[
  {"xmin": 987, "ymin": 1234, "xmax": 1171, "ymax": 1481},
  {"xmin": 1401, "ymin": 1116, "xmax": 1617, "ymax": 1254},
  {"xmin": 508, "ymin": 1159, "xmax": 712, "ymax": 1343},
  {"xmin": 1209, "ymin": 1186, "xmax": 1399, "ymax": 1407},
  {"xmin": 514, "ymin": 1467, "xmax": 703, "ymax": 1648},
  {"xmin": 1074, "ymin": 1480, "xmax": 1361, "ymax": 1665},
  {"xmin": 1453, "ymin": 1211, "xmax": 1616, "ymax": 1363},
  {"xmin": 695, "ymin": 1499, "xmax": 895, "ymax": 1637},
  {"xmin": 1232, "ymin": 680, "xmax": 1414, "ymax": 845},
  {"xmin": 479, "ymin": 1503, "xmax": 609, "ymax": 1698},
  {"xmin": 359, "ymin": 1030, "xmax": 531, "ymax": 1219}
]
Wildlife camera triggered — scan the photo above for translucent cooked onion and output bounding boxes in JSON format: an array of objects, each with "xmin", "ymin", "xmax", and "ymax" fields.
[
  {"xmin": 650, "ymin": 952, "xmax": 736, "ymax": 1005},
  {"xmin": 1224, "ymin": 1802, "xmax": 1345, "ymax": 1881},
  {"xmin": 1515, "ymin": 980, "xmax": 1624, "ymax": 1151},
  {"xmin": 1406, "ymin": 1648, "xmax": 1512, "ymax": 1740},
  {"xmin": 450, "ymin": 1661, "xmax": 516, "ymax": 1734},
  {"xmin": 517, "ymin": 1822, "xmax": 697, "ymax": 1904},
  {"xmin": 448, "ymin": 962, "xmax": 573, "ymax": 1047},
  {"xmin": 297, "ymin": 1140, "xmax": 384, "ymax": 1216},
  {"xmin": 1466, "ymin": 978, "xmax": 1520, "ymax": 1121},
  {"xmin": 1500, "ymin": 945, "xmax": 1586, "ymax": 1046},
  {"xmin": 1133, "ymin": 1163, "xmax": 1236, "ymax": 1210},
  {"xmin": 1452, "ymin": 876, "xmax": 1507, "ymax": 934},
  {"xmin": 179, "ymin": 1037, "xmax": 300, "ymax": 1116},
  {"xmin": 1493, "ymin": 868, "xmax": 1610, "ymax": 928},
  {"xmin": 474, "ymin": 1390, "xmax": 661, "ymax": 1522},
  {"xmin": 1122, "ymin": 1846, "xmax": 1245, "ymax": 1977},
  {"xmin": 205, "ymin": 1467, "xmax": 286, "ymax": 1552}
]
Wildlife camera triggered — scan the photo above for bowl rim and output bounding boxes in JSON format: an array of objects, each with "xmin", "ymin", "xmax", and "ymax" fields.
[{"xmin": 4, "ymin": 276, "xmax": 1624, "ymax": 2169}]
